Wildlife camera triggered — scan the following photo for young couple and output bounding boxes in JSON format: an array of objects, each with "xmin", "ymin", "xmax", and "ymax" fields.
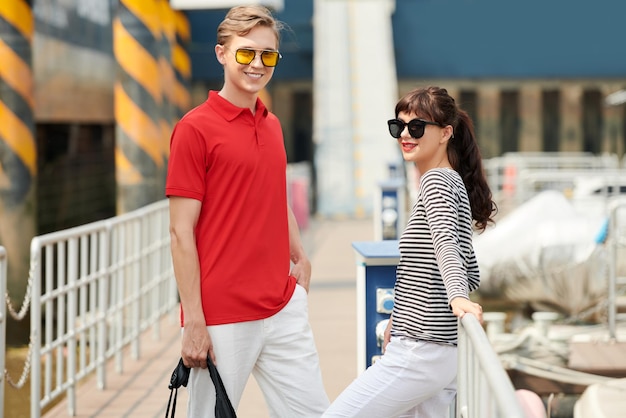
[{"xmin": 166, "ymin": 5, "xmax": 495, "ymax": 418}]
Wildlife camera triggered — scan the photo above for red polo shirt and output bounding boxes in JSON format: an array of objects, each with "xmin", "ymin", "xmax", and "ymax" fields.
[{"xmin": 166, "ymin": 91, "xmax": 296, "ymax": 325}]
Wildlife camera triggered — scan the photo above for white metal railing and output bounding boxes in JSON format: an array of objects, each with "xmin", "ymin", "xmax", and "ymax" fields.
[
  {"xmin": 27, "ymin": 199, "xmax": 177, "ymax": 417},
  {"xmin": 0, "ymin": 166, "xmax": 309, "ymax": 417},
  {"xmin": 455, "ymin": 314, "xmax": 525, "ymax": 418},
  {"xmin": 485, "ymin": 152, "xmax": 620, "ymax": 203}
]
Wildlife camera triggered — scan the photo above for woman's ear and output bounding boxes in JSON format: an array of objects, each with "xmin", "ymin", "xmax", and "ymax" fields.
[
  {"xmin": 441, "ymin": 125, "xmax": 454, "ymax": 143},
  {"xmin": 215, "ymin": 44, "xmax": 226, "ymax": 65}
]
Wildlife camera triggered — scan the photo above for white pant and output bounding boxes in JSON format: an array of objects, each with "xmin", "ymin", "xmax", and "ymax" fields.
[
  {"xmin": 186, "ymin": 284, "xmax": 330, "ymax": 418},
  {"xmin": 322, "ymin": 337, "xmax": 457, "ymax": 418}
]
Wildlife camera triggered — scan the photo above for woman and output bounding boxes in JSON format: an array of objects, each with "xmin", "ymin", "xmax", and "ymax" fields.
[{"xmin": 323, "ymin": 86, "xmax": 497, "ymax": 417}]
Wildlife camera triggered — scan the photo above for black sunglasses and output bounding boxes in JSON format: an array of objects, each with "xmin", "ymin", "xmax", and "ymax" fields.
[{"xmin": 387, "ymin": 118, "xmax": 441, "ymax": 139}]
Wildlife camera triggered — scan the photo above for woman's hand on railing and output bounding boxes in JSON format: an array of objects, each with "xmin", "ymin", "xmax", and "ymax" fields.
[{"xmin": 451, "ymin": 297, "xmax": 483, "ymax": 324}]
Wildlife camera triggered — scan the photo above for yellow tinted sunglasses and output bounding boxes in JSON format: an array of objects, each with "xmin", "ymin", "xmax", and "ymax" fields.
[{"xmin": 230, "ymin": 48, "xmax": 282, "ymax": 67}]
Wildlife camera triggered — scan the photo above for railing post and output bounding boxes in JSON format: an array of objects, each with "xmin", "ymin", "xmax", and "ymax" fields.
[
  {"xmin": 30, "ymin": 240, "xmax": 41, "ymax": 418},
  {"xmin": 132, "ymin": 218, "xmax": 141, "ymax": 360},
  {"xmin": 0, "ymin": 247, "xmax": 6, "ymax": 418},
  {"xmin": 114, "ymin": 224, "xmax": 125, "ymax": 373},
  {"xmin": 98, "ymin": 227, "xmax": 109, "ymax": 390},
  {"xmin": 457, "ymin": 320, "xmax": 468, "ymax": 418},
  {"xmin": 67, "ymin": 238, "xmax": 78, "ymax": 415},
  {"xmin": 460, "ymin": 314, "xmax": 525, "ymax": 418},
  {"xmin": 151, "ymin": 209, "xmax": 165, "ymax": 341},
  {"xmin": 148, "ymin": 209, "xmax": 160, "ymax": 340}
]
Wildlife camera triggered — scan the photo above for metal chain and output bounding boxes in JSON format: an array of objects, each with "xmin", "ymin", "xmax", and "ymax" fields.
[
  {"xmin": 4, "ymin": 259, "xmax": 37, "ymax": 388},
  {"xmin": 6, "ymin": 258, "xmax": 36, "ymax": 320},
  {"xmin": 4, "ymin": 336, "xmax": 33, "ymax": 389}
]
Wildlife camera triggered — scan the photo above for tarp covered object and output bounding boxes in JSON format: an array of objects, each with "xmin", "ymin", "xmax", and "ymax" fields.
[{"xmin": 473, "ymin": 191, "xmax": 608, "ymax": 316}]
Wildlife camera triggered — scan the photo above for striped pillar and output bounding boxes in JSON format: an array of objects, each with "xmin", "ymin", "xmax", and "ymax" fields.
[
  {"xmin": 158, "ymin": 0, "xmax": 176, "ymax": 181},
  {"xmin": 114, "ymin": 0, "xmax": 163, "ymax": 213},
  {"xmin": 0, "ymin": 0, "xmax": 36, "ymax": 306},
  {"xmin": 172, "ymin": 9, "xmax": 191, "ymax": 120}
]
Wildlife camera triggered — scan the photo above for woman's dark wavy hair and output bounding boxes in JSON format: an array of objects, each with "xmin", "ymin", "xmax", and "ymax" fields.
[{"xmin": 394, "ymin": 86, "xmax": 497, "ymax": 231}]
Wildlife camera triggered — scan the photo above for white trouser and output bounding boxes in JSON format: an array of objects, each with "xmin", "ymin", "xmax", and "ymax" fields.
[
  {"xmin": 322, "ymin": 337, "xmax": 457, "ymax": 418},
  {"xmin": 186, "ymin": 284, "xmax": 330, "ymax": 418}
]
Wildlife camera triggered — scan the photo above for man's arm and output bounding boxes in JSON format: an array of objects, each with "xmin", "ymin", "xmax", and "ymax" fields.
[
  {"xmin": 169, "ymin": 196, "xmax": 213, "ymax": 368},
  {"xmin": 287, "ymin": 204, "xmax": 312, "ymax": 292}
]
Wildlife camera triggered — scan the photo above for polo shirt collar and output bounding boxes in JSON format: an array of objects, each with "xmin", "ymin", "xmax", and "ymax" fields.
[{"xmin": 208, "ymin": 90, "xmax": 269, "ymax": 121}]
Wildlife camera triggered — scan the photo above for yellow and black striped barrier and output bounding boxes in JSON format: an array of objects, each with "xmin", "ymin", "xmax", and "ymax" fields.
[
  {"xmin": 0, "ymin": 0, "xmax": 37, "ymax": 316},
  {"xmin": 0, "ymin": 0, "xmax": 36, "ymax": 208},
  {"xmin": 114, "ymin": 0, "xmax": 163, "ymax": 212},
  {"xmin": 172, "ymin": 9, "xmax": 191, "ymax": 120},
  {"xmin": 158, "ymin": 0, "xmax": 176, "ymax": 170}
]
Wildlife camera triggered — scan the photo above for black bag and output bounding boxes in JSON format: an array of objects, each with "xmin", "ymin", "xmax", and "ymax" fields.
[
  {"xmin": 165, "ymin": 356, "xmax": 237, "ymax": 418},
  {"xmin": 165, "ymin": 358, "xmax": 190, "ymax": 418},
  {"xmin": 207, "ymin": 356, "xmax": 237, "ymax": 418}
]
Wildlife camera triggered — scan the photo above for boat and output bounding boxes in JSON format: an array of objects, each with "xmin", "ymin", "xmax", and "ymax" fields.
[{"xmin": 472, "ymin": 187, "xmax": 626, "ymax": 416}]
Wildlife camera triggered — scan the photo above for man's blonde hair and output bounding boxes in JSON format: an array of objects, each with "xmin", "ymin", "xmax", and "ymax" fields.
[{"xmin": 217, "ymin": 5, "xmax": 283, "ymax": 47}]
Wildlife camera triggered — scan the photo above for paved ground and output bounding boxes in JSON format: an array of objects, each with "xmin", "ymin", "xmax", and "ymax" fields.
[{"xmin": 43, "ymin": 216, "xmax": 375, "ymax": 418}]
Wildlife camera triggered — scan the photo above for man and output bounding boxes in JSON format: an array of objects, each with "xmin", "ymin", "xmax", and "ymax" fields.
[{"xmin": 165, "ymin": 5, "xmax": 329, "ymax": 418}]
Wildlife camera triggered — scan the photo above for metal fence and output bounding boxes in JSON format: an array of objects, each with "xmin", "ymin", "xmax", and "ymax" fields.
[
  {"xmin": 455, "ymin": 314, "xmax": 525, "ymax": 418},
  {"xmin": 2, "ymin": 199, "xmax": 178, "ymax": 418},
  {"xmin": 2, "ymin": 195, "xmax": 532, "ymax": 417},
  {"xmin": 485, "ymin": 152, "xmax": 621, "ymax": 204}
]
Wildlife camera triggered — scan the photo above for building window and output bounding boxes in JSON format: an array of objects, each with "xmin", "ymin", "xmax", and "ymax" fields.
[
  {"xmin": 542, "ymin": 90, "xmax": 560, "ymax": 152},
  {"xmin": 290, "ymin": 91, "xmax": 313, "ymax": 163},
  {"xmin": 37, "ymin": 123, "xmax": 116, "ymax": 234},
  {"xmin": 582, "ymin": 89, "xmax": 603, "ymax": 154},
  {"xmin": 459, "ymin": 90, "xmax": 478, "ymax": 137},
  {"xmin": 500, "ymin": 90, "xmax": 520, "ymax": 153}
]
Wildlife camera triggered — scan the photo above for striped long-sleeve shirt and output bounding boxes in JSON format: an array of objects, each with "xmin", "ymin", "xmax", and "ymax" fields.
[{"xmin": 391, "ymin": 168, "xmax": 480, "ymax": 345}]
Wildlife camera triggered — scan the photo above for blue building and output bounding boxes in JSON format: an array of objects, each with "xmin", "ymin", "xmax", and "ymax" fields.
[
  {"xmin": 3, "ymin": 0, "xmax": 626, "ymax": 233},
  {"xmin": 185, "ymin": 0, "xmax": 626, "ymax": 216}
]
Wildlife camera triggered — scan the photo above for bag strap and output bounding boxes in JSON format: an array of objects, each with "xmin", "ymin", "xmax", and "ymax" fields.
[
  {"xmin": 165, "ymin": 358, "xmax": 190, "ymax": 418},
  {"xmin": 207, "ymin": 356, "xmax": 238, "ymax": 417},
  {"xmin": 164, "ymin": 387, "xmax": 178, "ymax": 418}
]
